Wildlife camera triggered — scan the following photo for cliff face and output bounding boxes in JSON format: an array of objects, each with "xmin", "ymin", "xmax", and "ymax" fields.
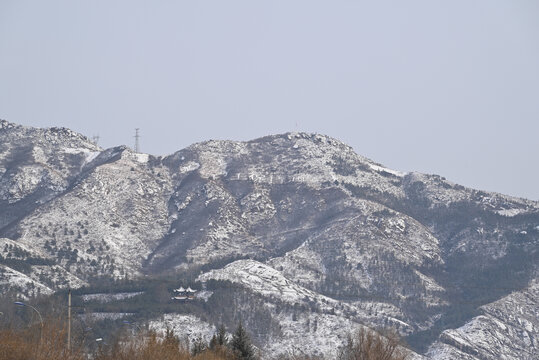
[{"xmin": 0, "ymin": 120, "xmax": 537, "ymax": 359}]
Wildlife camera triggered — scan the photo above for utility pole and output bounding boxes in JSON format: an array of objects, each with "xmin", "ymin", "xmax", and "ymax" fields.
[
  {"xmin": 67, "ymin": 289, "xmax": 71, "ymax": 351},
  {"xmin": 134, "ymin": 128, "xmax": 140, "ymax": 153}
]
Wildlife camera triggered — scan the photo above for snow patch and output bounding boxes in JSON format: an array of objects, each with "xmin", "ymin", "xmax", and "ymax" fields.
[
  {"xmin": 79, "ymin": 313, "xmax": 135, "ymax": 321},
  {"xmin": 80, "ymin": 292, "xmax": 144, "ymax": 303},
  {"xmin": 133, "ymin": 153, "xmax": 149, "ymax": 163},
  {"xmin": 84, "ymin": 151, "xmax": 101, "ymax": 164},
  {"xmin": 179, "ymin": 161, "xmax": 200, "ymax": 173},
  {"xmin": 496, "ymin": 208, "xmax": 526, "ymax": 217},
  {"xmin": 367, "ymin": 163, "xmax": 405, "ymax": 177},
  {"xmin": 62, "ymin": 147, "xmax": 92, "ymax": 155}
]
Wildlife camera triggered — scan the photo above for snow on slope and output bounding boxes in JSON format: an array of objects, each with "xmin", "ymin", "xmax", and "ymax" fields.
[
  {"xmin": 184, "ymin": 132, "xmax": 407, "ymax": 198},
  {"xmin": 198, "ymin": 260, "xmax": 340, "ymax": 311},
  {"xmin": 149, "ymin": 314, "xmax": 217, "ymax": 348},
  {"xmin": 197, "ymin": 259, "xmax": 415, "ymax": 335},
  {"xmin": 0, "ymin": 120, "xmax": 101, "ymax": 204},
  {"xmin": 11, "ymin": 147, "xmax": 174, "ymax": 279},
  {"xmin": 0, "ymin": 237, "xmax": 87, "ymax": 293},
  {"xmin": 265, "ymin": 311, "xmax": 363, "ymax": 358},
  {"xmin": 266, "ymin": 310, "xmax": 419, "ymax": 360},
  {"xmin": 147, "ymin": 308, "xmax": 424, "ymax": 359},
  {"xmin": 80, "ymin": 292, "xmax": 144, "ymax": 303},
  {"xmin": 403, "ymin": 171, "xmax": 537, "ymax": 216},
  {"xmin": 427, "ymin": 280, "xmax": 539, "ymax": 359},
  {"xmin": 0, "ymin": 265, "xmax": 53, "ymax": 298},
  {"xmin": 266, "ymin": 198, "xmax": 448, "ymax": 326}
]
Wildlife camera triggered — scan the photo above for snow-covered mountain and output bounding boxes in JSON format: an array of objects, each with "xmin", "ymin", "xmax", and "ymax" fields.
[{"xmin": 0, "ymin": 119, "xmax": 537, "ymax": 359}]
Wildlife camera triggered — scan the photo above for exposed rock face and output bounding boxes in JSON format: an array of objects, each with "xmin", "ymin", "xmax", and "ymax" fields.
[{"xmin": 0, "ymin": 120, "xmax": 537, "ymax": 359}]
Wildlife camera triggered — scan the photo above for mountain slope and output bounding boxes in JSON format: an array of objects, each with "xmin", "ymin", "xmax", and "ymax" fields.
[
  {"xmin": 0, "ymin": 120, "xmax": 537, "ymax": 358},
  {"xmin": 427, "ymin": 280, "xmax": 538, "ymax": 359}
]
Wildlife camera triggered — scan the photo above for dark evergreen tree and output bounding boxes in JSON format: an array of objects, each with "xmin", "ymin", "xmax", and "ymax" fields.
[
  {"xmin": 230, "ymin": 322, "xmax": 255, "ymax": 360},
  {"xmin": 209, "ymin": 334, "xmax": 218, "ymax": 350},
  {"xmin": 217, "ymin": 324, "xmax": 228, "ymax": 346},
  {"xmin": 210, "ymin": 324, "xmax": 228, "ymax": 349}
]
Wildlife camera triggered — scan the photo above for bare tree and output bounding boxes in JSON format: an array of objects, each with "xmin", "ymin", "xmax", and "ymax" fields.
[{"xmin": 337, "ymin": 328, "xmax": 410, "ymax": 360}]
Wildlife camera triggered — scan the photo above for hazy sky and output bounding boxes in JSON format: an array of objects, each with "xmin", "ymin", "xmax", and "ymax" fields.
[{"xmin": 1, "ymin": 1, "xmax": 538, "ymax": 200}]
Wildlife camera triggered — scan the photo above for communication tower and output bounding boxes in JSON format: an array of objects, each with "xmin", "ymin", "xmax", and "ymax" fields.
[{"xmin": 134, "ymin": 128, "xmax": 140, "ymax": 152}]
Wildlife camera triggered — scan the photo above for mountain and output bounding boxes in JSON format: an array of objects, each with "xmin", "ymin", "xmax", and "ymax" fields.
[{"xmin": 0, "ymin": 119, "xmax": 537, "ymax": 359}]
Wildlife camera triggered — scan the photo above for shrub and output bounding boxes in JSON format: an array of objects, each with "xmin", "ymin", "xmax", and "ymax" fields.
[{"xmin": 337, "ymin": 328, "xmax": 409, "ymax": 360}]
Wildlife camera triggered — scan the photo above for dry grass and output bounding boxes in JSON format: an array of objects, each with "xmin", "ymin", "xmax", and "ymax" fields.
[
  {"xmin": 93, "ymin": 332, "xmax": 239, "ymax": 360},
  {"xmin": 94, "ymin": 331, "xmax": 191, "ymax": 360},
  {"xmin": 0, "ymin": 319, "xmax": 234, "ymax": 360},
  {"xmin": 0, "ymin": 318, "xmax": 84, "ymax": 360}
]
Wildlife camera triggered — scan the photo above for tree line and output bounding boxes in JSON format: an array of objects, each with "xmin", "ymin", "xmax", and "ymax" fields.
[{"xmin": 0, "ymin": 316, "xmax": 409, "ymax": 360}]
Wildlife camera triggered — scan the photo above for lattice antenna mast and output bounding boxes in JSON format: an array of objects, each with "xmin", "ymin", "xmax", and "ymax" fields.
[
  {"xmin": 91, "ymin": 134, "xmax": 100, "ymax": 145},
  {"xmin": 134, "ymin": 128, "xmax": 140, "ymax": 152}
]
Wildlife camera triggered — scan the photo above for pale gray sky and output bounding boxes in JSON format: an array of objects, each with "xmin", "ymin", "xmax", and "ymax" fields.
[{"xmin": 1, "ymin": 1, "xmax": 538, "ymax": 200}]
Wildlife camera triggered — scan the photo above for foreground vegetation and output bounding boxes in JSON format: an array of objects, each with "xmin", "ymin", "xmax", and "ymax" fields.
[
  {"xmin": 0, "ymin": 319, "xmax": 247, "ymax": 360},
  {"xmin": 0, "ymin": 315, "xmax": 409, "ymax": 360}
]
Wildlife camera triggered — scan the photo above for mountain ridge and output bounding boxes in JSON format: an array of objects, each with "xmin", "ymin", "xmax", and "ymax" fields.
[{"xmin": 0, "ymin": 119, "xmax": 537, "ymax": 359}]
